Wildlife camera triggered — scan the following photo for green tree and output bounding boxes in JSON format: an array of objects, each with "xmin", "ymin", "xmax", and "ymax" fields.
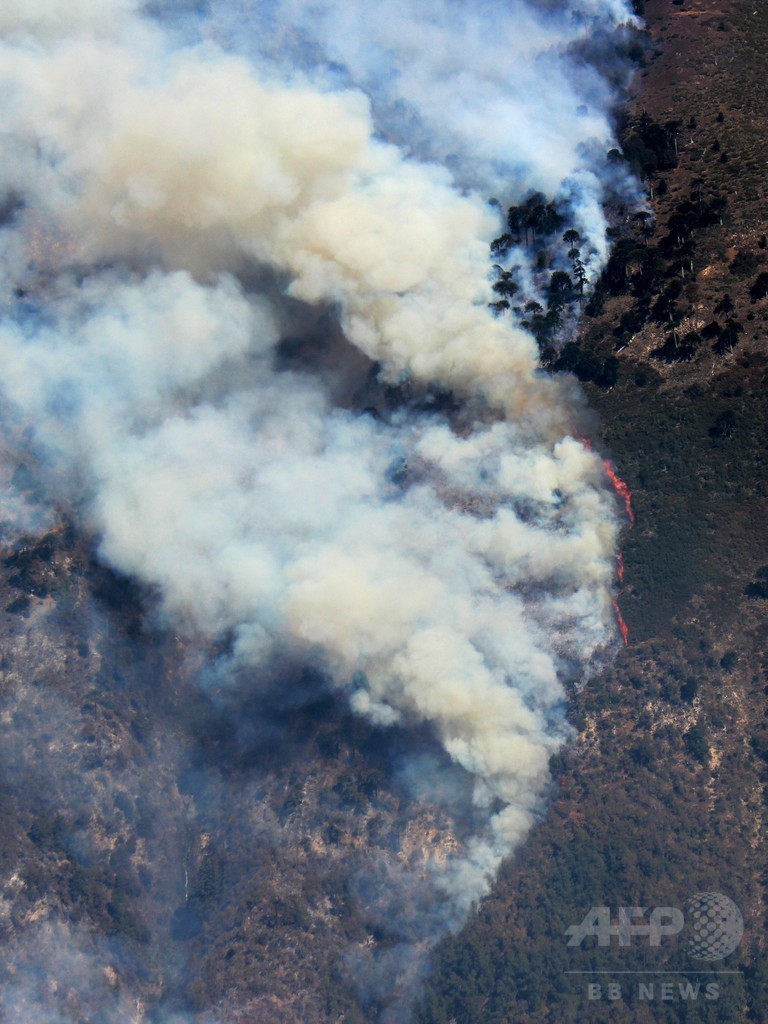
[
  {"xmin": 749, "ymin": 272, "xmax": 768, "ymax": 302},
  {"xmin": 684, "ymin": 724, "xmax": 710, "ymax": 765}
]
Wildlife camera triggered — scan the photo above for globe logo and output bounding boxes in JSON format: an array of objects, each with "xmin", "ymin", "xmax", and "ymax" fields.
[{"xmin": 685, "ymin": 892, "xmax": 744, "ymax": 961}]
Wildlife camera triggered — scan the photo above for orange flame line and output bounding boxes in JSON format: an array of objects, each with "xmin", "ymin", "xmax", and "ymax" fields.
[
  {"xmin": 578, "ymin": 437, "xmax": 632, "ymax": 645},
  {"xmin": 603, "ymin": 459, "xmax": 634, "ymax": 527}
]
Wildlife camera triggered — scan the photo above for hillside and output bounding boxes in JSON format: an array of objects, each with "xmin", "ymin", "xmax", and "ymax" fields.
[
  {"xmin": 1, "ymin": 2, "xmax": 767, "ymax": 1023},
  {"xmin": 417, "ymin": 0, "xmax": 768, "ymax": 1020}
]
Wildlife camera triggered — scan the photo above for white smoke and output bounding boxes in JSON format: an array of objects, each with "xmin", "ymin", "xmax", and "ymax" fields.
[
  {"xmin": 201, "ymin": 0, "xmax": 638, "ymax": 266},
  {"xmin": 0, "ymin": 0, "xmax": 634, "ymax": 1001}
]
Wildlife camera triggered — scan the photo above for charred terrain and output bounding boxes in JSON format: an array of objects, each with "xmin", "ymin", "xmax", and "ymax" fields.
[{"xmin": 0, "ymin": 2, "xmax": 767, "ymax": 1024}]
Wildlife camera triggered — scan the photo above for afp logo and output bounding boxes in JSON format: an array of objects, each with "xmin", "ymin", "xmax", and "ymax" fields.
[{"xmin": 565, "ymin": 893, "xmax": 743, "ymax": 961}]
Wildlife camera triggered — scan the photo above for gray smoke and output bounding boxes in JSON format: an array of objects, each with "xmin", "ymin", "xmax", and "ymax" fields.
[
  {"xmin": 0, "ymin": 920, "xmax": 210, "ymax": 1024},
  {"xmin": 200, "ymin": 0, "xmax": 638, "ymax": 271},
  {"xmin": 0, "ymin": 0, "xmax": 636, "ymax": 1015}
]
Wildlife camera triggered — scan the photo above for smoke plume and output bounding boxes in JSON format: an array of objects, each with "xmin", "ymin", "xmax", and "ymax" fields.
[{"xmin": 0, "ymin": 0, "xmax": 636, "ymax": 1016}]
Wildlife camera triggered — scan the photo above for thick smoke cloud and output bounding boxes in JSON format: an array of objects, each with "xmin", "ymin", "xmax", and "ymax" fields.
[
  {"xmin": 0, "ymin": 0, "xmax": 635, "ymax": 1013},
  {"xmin": 202, "ymin": 0, "xmax": 638, "ymax": 268}
]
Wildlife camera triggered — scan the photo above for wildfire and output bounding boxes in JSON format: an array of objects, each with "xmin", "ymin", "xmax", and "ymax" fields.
[
  {"xmin": 602, "ymin": 459, "xmax": 634, "ymax": 527},
  {"xmin": 604, "ymin": 461, "xmax": 633, "ymax": 644},
  {"xmin": 578, "ymin": 437, "xmax": 634, "ymax": 646},
  {"xmin": 613, "ymin": 598, "xmax": 629, "ymax": 646}
]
